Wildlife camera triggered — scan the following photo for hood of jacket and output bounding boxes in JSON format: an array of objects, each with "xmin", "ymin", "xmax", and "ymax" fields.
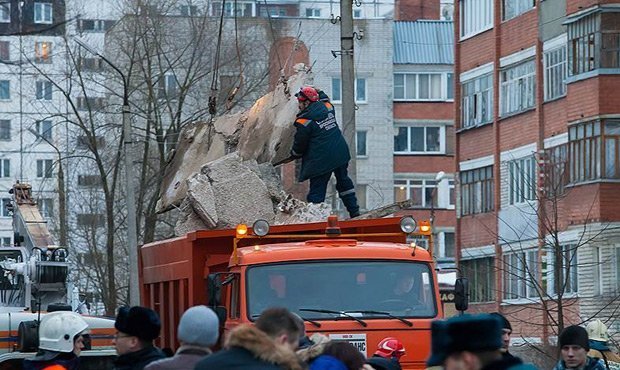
[
  {"xmin": 225, "ymin": 324, "xmax": 304, "ymax": 370},
  {"xmin": 297, "ymin": 333, "xmax": 331, "ymax": 363}
]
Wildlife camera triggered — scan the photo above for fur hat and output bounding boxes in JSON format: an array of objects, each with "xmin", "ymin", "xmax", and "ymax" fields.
[
  {"xmin": 446, "ymin": 314, "xmax": 502, "ymax": 353},
  {"xmin": 559, "ymin": 325, "xmax": 590, "ymax": 350},
  {"xmin": 427, "ymin": 320, "xmax": 451, "ymax": 366},
  {"xmin": 490, "ymin": 312, "xmax": 512, "ymax": 331},
  {"xmin": 115, "ymin": 306, "xmax": 161, "ymax": 341},
  {"xmin": 177, "ymin": 306, "xmax": 219, "ymax": 347}
]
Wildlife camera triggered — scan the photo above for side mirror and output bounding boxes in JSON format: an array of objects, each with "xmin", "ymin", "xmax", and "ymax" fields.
[
  {"xmin": 454, "ymin": 277, "xmax": 469, "ymax": 312},
  {"xmin": 207, "ymin": 273, "xmax": 222, "ymax": 307}
]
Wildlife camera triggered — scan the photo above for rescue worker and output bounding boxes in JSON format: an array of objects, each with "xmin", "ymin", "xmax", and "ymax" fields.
[
  {"xmin": 144, "ymin": 306, "xmax": 219, "ymax": 370},
  {"xmin": 194, "ymin": 307, "xmax": 304, "ymax": 370},
  {"xmin": 113, "ymin": 306, "xmax": 165, "ymax": 370},
  {"xmin": 553, "ymin": 325, "xmax": 605, "ymax": 370},
  {"xmin": 291, "ymin": 86, "xmax": 360, "ymax": 218},
  {"xmin": 23, "ymin": 311, "xmax": 89, "ymax": 370},
  {"xmin": 426, "ymin": 314, "xmax": 536, "ymax": 370},
  {"xmin": 490, "ymin": 312, "xmax": 520, "ymax": 361},
  {"xmin": 366, "ymin": 337, "xmax": 405, "ymax": 370},
  {"xmin": 586, "ymin": 319, "xmax": 620, "ymax": 370}
]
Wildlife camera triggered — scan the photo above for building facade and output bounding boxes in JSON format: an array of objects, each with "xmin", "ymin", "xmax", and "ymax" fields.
[{"xmin": 455, "ymin": 0, "xmax": 620, "ymax": 344}]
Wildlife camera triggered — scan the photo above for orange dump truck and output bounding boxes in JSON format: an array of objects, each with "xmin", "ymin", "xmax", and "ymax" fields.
[{"xmin": 140, "ymin": 216, "xmax": 450, "ymax": 370}]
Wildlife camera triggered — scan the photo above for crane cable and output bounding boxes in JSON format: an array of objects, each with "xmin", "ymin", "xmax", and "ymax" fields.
[
  {"xmin": 209, "ymin": 0, "xmax": 228, "ymax": 115},
  {"xmin": 226, "ymin": 0, "xmax": 244, "ymax": 111}
]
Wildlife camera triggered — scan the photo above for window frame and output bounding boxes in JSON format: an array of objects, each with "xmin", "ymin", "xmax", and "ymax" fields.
[
  {"xmin": 34, "ymin": 2, "xmax": 53, "ymax": 24},
  {"xmin": 502, "ymin": 0, "xmax": 535, "ymax": 21},
  {"xmin": 356, "ymin": 130, "xmax": 367, "ymax": 157},
  {"xmin": 305, "ymin": 8, "xmax": 321, "ymax": 18},
  {"xmin": 393, "ymin": 125, "xmax": 446, "ymax": 154},
  {"xmin": 461, "ymin": 257, "xmax": 496, "ymax": 303},
  {"xmin": 36, "ymin": 159, "xmax": 53, "ymax": 178},
  {"xmin": 330, "ymin": 77, "xmax": 367, "ymax": 103},
  {"xmin": 0, "ymin": 119, "xmax": 10, "ymax": 140},
  {"xmin": 36, "ymin": 80, "xmax": 53, "ymax": 101},
  {"xmin": 1, "ymin": 198, "xmax": 11, "ymax": 217},
  {"xmin": 461, "ymin": 72, "xmax": 493, "ymax": 129},
  {"xmin": 0, "ymin": 80, "xmax": 10, "ymax": 100},
  {"xmin": 547, "ymin": 244, "xmax": 579, "ymax": 296},
  {"xmin": 0, "ymin": 41, "xmax": 10, "ymax": 62},
  {"xmin": 0, "ymin": 3, "xmax": 10, "ymax": 23},
  {"xmin": 394, "ymin": 179, "xmax": 440, "ymax": 208},
  {"xmin": 0, "ymin": 158, "xmax": 10, "ymax": 178},
  {"xmin": 508, "ymin": 156, "xmax": 536, "ymax": 205},
  {"xmin": 393, "ymin": 72, "xmax": 453, "ymax": 102},
  {"xmin": 544, "ymin": 46, "xmax": 568, "ymax": 101},
  {"xmin": 35, "ymin": 120, "xmax": 52, "ymax": 141},
  {"xmin": 460, "ymin": 0, "xmax": 494, "ymax": 39},
  {"xmin": 34, "ymin": 42, "xmax": 52, "ymax": 64},
  {"xmin": 566, "ymin": 120, "xmax": 620, "ymax": 183},
  {"xmin": 460, "ymin": 165, "xmax": 494, "ymax": 215},
  {"xmin": 500, "ymin": 59, "xmax": 536, "ymax": 117},
  {"xmin": 503, "ymin": 250, "xmax": 539, "ymax": 301}
]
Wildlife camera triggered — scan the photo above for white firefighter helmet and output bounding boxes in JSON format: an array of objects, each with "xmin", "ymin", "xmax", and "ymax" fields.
[
  {"xmin": 38, "ymin": 311, "xmax": 89, "ymax": 353},
  {"xmin": 586, "ymin": 319, "xmax": 608, "ymax": 342}
]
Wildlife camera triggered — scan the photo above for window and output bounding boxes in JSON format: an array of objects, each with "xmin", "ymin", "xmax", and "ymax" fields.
[
  {"xmin": 460, "ymin": 0, "xmax": 493, "ymax": 38},
  {"xmin": 215, "ymin": 2, "xmax": 254, "ymax": 17},
  {"xmin": 180, "ymin": 5, "xmax": 199, "ymax": 16},
  {"xmin": 158, "ymin": 74, "xmax": 178, "ymax": 99},
  {"xmin": 78, "ymin": 19, "xmax": 115, "ymax": 32},
  {"xmin": 0, "ymin": 80, "xmax": 9, "ymax": 100},
  {"xmin": 438, "ymin": 231, "xmax": 455, "ymax": 258},
  {"xmin": 1, "ymin": 198, "xmax": 11, "ymax": 217},
  {"xmin": 502, "ymin": 0, "xmax": 534, "ymax": 21},
  {"xmin": 34, "ymin": 2, "xmax": 53, "ymax": 24},
  {"xmin": 35, "ymin": 120, "xmax": 52, "ymax": 141},
  {"xmin": 394, "ymin": 179, "xmax": 439, "ymax": 208},
  {"xmin": 461, "ymin": 73, "xmax": 493, "ymax": 128},
  {"xmin": 0, "ymin": 159, "xmax": 9, "ymax": 177},
  {"xmin": 260, "ymin": 6, "xmax": 287, "ymax": 17},
  {"xmin": 36, "ymin": 159, "xmax": 53, "ymax": 178},
  {"xmin": 36, "ymin": 80, "xmax": 52, "ymax": 100},
  {"xmin": 0, "ymin": 41, "xmax": 9, "ymax": 61},
  {"xmin": 305, "ymin": 8, "xmax": 320, "ymax": 17},
  {"xmin": 544, "ymin": 144, "xmax": 568, "ymax": 197},
  {"xmin": 0, "ymin": 120, "xmax": 10, "ymax": 140},
  {"xmin": 77, "ymin": 97, "xmax": 106, "ymax": 111},
  {"xmin": 544, "ymin": 46, "xmax": 567, "ymax": 101},
  {"xmin": 353, "ymin": 9, "xmax": 362, "ymax": 18},
  {"xmin": 78, "ymin": 57, "xmax": 103, "ymax": 71},
  {"xmin": 503, "ymin": 250, "xmax": 538, "ymax": 300},
  {"xmin": 567, "ymin": 120, "xmax": 620, "ymax": 183},
  {"xmin": 356, "ymin": 131, "xmax": 367, "ymax": 156},
  {"xmin": 1, "ymin": 237, "xmax": 10, "ymax": 246},
  {"xmin": 39, "ymin": 198, "xmax": 53, "ymax": 218},
  {"xmin": 0, "ymin": 3, "xmax": 10, "ymax": 23},
  {"xmin": 35, "ymin": 42, "xmax": 52, "ymax": 63},
  {"xmin": 394, "ymin": 126, "xmax": 444, "ymax": 154},
  {"xmin": 77, "ymin": 213, "xmax": 105, "ymax": 228},
  {"xmin": 461, "ymin": 257, "xmax": 495, "ymax": 302},
  {"xmin": 565, "ymin": 14, "xmax": 620, "ymax": 75},
  {"xmin": 500, "ymin": 60, "xmax": 535, "ymax": 116},
  {"xmin": 508, "ymin": 156, "xmax": 536, "ymax": 204},
  {"xmin": 78, "ymin": 175, "xmax": 102, "ymax": 187},
  {"xmin": 76, "ymin": 135, "xmax": 105, "ymax": 150},
  {"xmin": 331, "ymin": 78, "xmax": 367, "ymax": 103},
  {"xmin": 547, "ymin": 244, "xmax": 578, "ymax": 295},
  {"xmin": 460, "ymin": 165, "xmax": 494, "ymax": 215},
  {"xmin": 393, "ymin": 73, "xmax": 452, "ymax": 101},
  {"xmin": 449, "ymin": 179, "xmax": 456, "ymax": 206}
]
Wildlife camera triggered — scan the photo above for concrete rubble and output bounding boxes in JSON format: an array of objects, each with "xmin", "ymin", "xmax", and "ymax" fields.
[{"xmin": 164, "ymin": 66, "xmax": 337, "ymax": 235}]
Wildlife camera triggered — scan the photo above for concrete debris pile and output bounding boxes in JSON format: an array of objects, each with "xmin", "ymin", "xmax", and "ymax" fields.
[
  {"xmin": 174, "ymin": 153, "xmax": 331, "ymax": 236},
  {"xmin": 159, "ymin": 66, "xmax": 334, "ymax": 236}
]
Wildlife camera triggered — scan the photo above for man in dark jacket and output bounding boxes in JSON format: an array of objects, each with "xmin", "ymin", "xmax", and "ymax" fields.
[
  {"xmin": 291, "ymin": 86, "xmax": 360, "ymax": 218},
  {"xmin": 490, "ymin": 312, "xmax": 521, "ymax": 362},
  {"xmin": 427, "ymin": 314, "xmax": 537, "ymax": 370},
  {"xmin": 195, "ymin": 307, "xmax": 304, "ymax": 370},
  {"xmin": 113, "ymin": 306, "xmax": 165, "ymax": 370},
  {"xmin": 553, "ymin": 326, "xmax": 605, "ymax": 370}
]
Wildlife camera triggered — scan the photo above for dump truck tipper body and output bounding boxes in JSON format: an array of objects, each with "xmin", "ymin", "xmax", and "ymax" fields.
[{"xmin": 140, "ymin": 217, "xmax": 442, "ymax": 370}]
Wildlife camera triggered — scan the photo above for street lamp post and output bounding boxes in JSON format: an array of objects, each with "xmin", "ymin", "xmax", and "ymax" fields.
[{"xmin": 75, "ymin": 38, "xmax": 140, "ymax": 306}]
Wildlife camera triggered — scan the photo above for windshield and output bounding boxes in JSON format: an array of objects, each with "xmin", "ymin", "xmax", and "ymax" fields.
[{"xmin": 246, "ymin": 260, "xmax": 437, "ymax": 320}]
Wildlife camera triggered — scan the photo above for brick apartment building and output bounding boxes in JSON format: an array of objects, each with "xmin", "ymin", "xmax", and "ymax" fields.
[{"xmin": 454, "ymin": 0, "xmax": 620, "ymax": 344}]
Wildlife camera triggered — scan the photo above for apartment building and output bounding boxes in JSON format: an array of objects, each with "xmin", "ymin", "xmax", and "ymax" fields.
[{"xmin": 455, "ymin": 0, "xmax": 620, "ymax": 344}]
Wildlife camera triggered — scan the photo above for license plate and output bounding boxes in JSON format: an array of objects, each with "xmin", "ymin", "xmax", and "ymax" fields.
[{"xmin": 328, "ymin": 333, "xmax": 367, "ymax": 357}]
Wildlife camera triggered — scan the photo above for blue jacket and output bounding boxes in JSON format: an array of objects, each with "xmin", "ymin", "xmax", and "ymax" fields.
[
  {"xmin": 310, "ymin": 354, "xmax": 348, "ymax": 370},
  {"xmin": 553, "ymin": 356, "xmax": 606, "ymax": 370},
  {"xmin": 290, "ymin": 96, "xmax": 351, "ymax": 181}
]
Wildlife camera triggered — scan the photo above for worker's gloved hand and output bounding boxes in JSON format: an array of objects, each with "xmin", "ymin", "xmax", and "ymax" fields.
[{"xmin": 273, "ymin": 156, "xmax": 295, "ymax": 166}]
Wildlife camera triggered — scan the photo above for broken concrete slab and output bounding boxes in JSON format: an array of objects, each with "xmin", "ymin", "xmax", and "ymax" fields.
[
  {"xmin": 274, "ymin": 194, "xmax": 332, "ymax": 225},
  {"xmin": 174, "ymin": 198, "xmax": 209, "ymax": 236},
  {"xmin": 186, "ymin": 174, "xmax": 218, "ymax": 228}
]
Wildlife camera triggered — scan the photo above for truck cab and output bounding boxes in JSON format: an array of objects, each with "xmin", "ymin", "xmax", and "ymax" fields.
[{"xmin": 141, "ymin": 216, "xmax": 443, "ymax": 370}]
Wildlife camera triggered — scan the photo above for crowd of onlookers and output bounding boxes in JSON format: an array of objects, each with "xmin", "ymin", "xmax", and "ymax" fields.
[{"xmin": 21, "ymin": 305, "xmax": 620, "ymax": 370}]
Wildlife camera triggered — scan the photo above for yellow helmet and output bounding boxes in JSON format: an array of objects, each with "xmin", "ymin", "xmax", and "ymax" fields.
[{"xmin": 586, "ymin": 319, "xmax": 608, "ymax": 342}]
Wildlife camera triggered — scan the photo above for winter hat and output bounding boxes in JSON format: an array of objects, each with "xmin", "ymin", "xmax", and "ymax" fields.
[
  {"xmin": 427, "ymin": 320, "xmax": 451, "ymax": 366},
  {"xmin": 559, "ymin": 325, "xmax": 590, "ymax": 350},
  {"xmin": 490, "ymin": 312, "xmax": 512, "ymax": 331},
  {"xmin": 445, "ymin": 314, "xmax": 502, "ymax": 353},
  {"xmin": 177, "ymin": 305, "xmax": 219, "ymax": 347},
  {"xmin": 586, "ymin": 320, "xmax": 608, "ymax": 342},
  {"xmin": 114, "ymin": 306, "xmax": 161, "ymax": 341}
]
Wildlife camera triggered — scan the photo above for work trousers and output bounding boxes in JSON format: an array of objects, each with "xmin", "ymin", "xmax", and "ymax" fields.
[{"xmin": 307, "ymin": 163, "xmax": 360, "ymax": 218}]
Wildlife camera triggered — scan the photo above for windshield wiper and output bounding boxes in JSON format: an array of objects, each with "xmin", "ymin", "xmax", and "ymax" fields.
[
  {"xmin": 345, "ymin": 310, "xmax": 413, "ymax": 327},
  {"xmin": 251, "ymin": 313, "xmax": 322, "ymax": 328},
  {"xmin": 299, "ymin": 308, "xmax": 367, "ymax": 327}
]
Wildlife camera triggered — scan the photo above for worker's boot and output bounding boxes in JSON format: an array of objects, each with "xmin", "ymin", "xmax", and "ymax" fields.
[{"xmin": 340, "ymin": 192, "xmax": 360, "ymax": 218}]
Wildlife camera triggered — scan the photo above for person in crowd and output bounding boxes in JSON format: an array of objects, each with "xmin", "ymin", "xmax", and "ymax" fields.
[
  {"xmin": 194, "ymin": 307, "xmax": 304, "ymax": 370},
  {"xmin": 366, "ymin": 337, "xmax": 405, "ymax": 370},
  {"xmin": 586, "ymin": 319, "xmax": 620, "ymax": 370},
  {"xmin": 144, "ymin": 306, "xmax": 219, "ymax": 370},
  {"xmin": 290, "ymin": 86, "xmax": 360, "ymax": 218},
  {"xmin": 310, "ymin": 341, "xmax": 366, "ymax": 370},
  {"xmin": 553, "ymin": 325, "xmax": 605, "ymax": 370},
  {"xmin": 113, "ymin": 306, "xmax": 165, "ymax": 370},
  {"xmin": 490, "ymin": 312, "xmax": 520, "ymax": 361},
  {"xmin": 426, "ymin": 314, "xmax": 537, "ymax": 370},
  {"xmin": 23, "ymin": 311, "xmax": 89, "ymax": 370}
]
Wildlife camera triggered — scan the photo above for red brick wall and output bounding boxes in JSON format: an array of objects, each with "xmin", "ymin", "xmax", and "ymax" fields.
[
  {"xmin": 459, "ymin": 124, "xmax": 495, "ymax": 161},
  {"xmin": 598, "ymin": 76, "xmax": 620, "ymax": 115},
  {"xmin": 499, "ymin": 110, "xmax": 538, "ymax": 151},
  {"xmin": 394, "ymin": 155, "xmax": 455, "ymax": 173},
  {"xmin": 543, "ymin": 98, "xmax": 568, "ymax": 139},
  {"xmin": 599, "ymin": 183, "xmax": 620, "ymax": 222},
  {"xmin": 460, "ymin": 30, "xmax": 495, "ymax": 72},
  {"xmin": 499, "ymin": 11, "xmax": 537, "ymax": 57},
  {"xmin": 459, "ymin": 212, "xmax": 497, "ymax": 247},
  {"xmin": 394, "ymin": 102, "xmax": 454, "ymax": 120},
  {"xmin": 566, "ymin": 78, "xmax": 600, "ymax": 122},
  {"xmin": 394, "ymin": 0, "xmax": 440, "ymax": 21}
]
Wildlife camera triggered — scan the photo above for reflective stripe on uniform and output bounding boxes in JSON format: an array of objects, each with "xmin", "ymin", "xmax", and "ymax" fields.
[
  {"xmin": 324, "ymin": 102, "xmax": 333, "ymax": 110},
  {"xmin": 295, "ymin": 118, "xmax": 310, "ymax": 126},
  {"xmin": 339, "ymin": 188, "xmax": 355, "ymax": 197}
]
